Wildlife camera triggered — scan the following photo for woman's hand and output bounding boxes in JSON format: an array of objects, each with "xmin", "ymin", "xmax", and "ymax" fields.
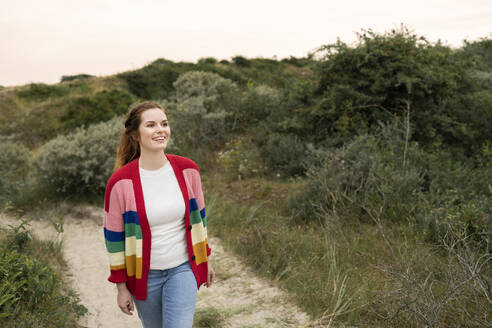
[
  {"xmin": 206, "ymin": 263, "xmax": 215, "ymax": 287},
  {"xmin": 117, "ymin": 283, "xmax": 134, "ymax": 315}
]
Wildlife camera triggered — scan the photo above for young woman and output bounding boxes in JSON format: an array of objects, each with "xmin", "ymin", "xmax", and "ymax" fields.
[{"xmin": 104, "ymin": 101, "xmax": 214, "ymax": 328}]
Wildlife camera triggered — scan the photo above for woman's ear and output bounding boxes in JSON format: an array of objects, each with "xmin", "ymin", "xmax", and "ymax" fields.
[{"xmin": 130, "ymin": 132, "xmax": 139, "ymax": 143}]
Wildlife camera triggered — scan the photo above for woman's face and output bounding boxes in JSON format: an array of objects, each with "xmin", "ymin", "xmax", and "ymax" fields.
[{"xmin": 137, "ymin": 108, "xmax": 171, "ymax": 153}]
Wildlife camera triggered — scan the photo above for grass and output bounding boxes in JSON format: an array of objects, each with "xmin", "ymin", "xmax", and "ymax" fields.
[
  {"xmin": 193, "ymin": 306, "xmax": 230, "ymax": 328},
  {"xmin": 203, "ymin": 169, "xmax": 492, "ymax": 327},
  {"xmin": 0, "ymin": 220, "xmax": 87, "ymax": 327}
]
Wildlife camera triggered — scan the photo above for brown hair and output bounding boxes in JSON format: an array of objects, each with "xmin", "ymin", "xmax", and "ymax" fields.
[{"xmin": 113, "ymin": 101, "xmax": 168, "ymax": 171}]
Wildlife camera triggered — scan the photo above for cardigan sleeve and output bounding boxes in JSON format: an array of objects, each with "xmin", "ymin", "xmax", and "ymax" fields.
[
  {"xmin": 104, "ymin": 181, "xmax": 128, "ymax": 283},
  {"xmin": 195, "ymin": 168, "xmax": 212, "ymax": 257}
]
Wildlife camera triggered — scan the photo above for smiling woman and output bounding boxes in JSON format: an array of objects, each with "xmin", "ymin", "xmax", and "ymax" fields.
[
  {"xmin": 104, "ymin": 101, "xmax": 214, "ymax": 328},
  {"xmin": 137, "ymin": 108, "xmax": 171, "ymax": 159}
]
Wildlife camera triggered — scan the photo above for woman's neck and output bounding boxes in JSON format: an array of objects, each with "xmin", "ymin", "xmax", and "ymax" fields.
[{"xmin": 138, "ymin": 150, "xmax": 168, "ymax": 171}]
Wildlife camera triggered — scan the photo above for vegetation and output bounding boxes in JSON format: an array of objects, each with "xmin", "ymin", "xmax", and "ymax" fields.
[
  {"xmin": 0, "ymin": 26, "xmax": 490, "ymax": 327},
  {"xmin": 0, "ymin": 141, "xmax": 31, "ymax": 205},
  {"xmin": 0, "ymin": 219, "xmax": 87, "ymax": 327},
  {"xmin": 193, "ymin": 306, "xmax": 229, "ymax": 328},
  {"xmin": 60, "ymin": 74, "xmax": 93, "ymax": 82},
  {"xmin": 34, "ymin": 116, "xmax": 124, "ymax": 197}
]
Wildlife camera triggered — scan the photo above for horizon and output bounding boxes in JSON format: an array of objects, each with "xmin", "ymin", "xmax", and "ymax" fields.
[{"xmin": 1, "ymin": 0, "xmax": 491, "ymax": 87}]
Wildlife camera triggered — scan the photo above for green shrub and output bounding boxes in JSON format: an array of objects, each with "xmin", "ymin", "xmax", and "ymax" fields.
[
  {"xmin": 197, "ymin": 57, "xmax": 218, "ymax": 65},
  {"xmin": 60, "ymin": 74, "xmax": 93, "ymax": 82},
  {"xmin": 307, "ymin": 27, "xmax": 490, "ymax": 155},
  {"xmin": 217, "ymin": 136, "xmax": 264, "ymax": 179},
  {"xmin": 261, "ymin": 133, "xmax": 306, "ymax": 177},
  {"xmin": 0, "ymin": 223, "xmax": 86, "ymax": 327},
  {"xmin": 119, "ymin": 58, "xmax": 192, "ymax": 99},
  {"xmin": 173, "ymin": 71, "xmax": 238, "ymax": 112},
  {"xmin": 412, "ymin": 151, "xmax": 492, "ymax": 249},
  {"xmin": 60, "ymin": 89, "xmax": 136, "ymax": 129},
  {"xmin": 232, "ymin": 56, "xmax": 250, "ymax": 67},
  {"xmin": 171, "ymin": 71, "xmax": 238, "ymax": 150},
  {"xmin": 280, "ymin": 55, "xmax": 314, "ymax": 67},
  {"xmin": 289, "ymin": 121, "xmax": 491, "ymax": 251},
  {"xmin": 415, "ymin": 192, "xmax": 491, "ymax": 251},
  {"xmin": 234, "ymin": 85, "xmax": 282, "ymax": 130},
  {"xmin": 34, "ymin": 116, "xmax": 123, "ymax": 196},
  {"xmin": 0, "ymin": 141, "xmax": 31, "ymax": 204},
  {"xmin": 17, "ymin": 83, "xmax": 69, "ymax": 100},
  {"xmin": 289, "ymin": 122, "xmax": 423, "ymax": 224}
]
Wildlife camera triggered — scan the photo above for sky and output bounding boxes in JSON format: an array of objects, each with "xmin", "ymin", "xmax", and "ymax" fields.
[{"xmin": 1, "ymin": 0, "xmax": 491, "ymax": 87}]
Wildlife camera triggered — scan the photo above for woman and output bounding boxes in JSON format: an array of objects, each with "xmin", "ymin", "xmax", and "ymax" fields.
[{"xmin": 104, "ymin": 101, "xmax": 214, "ymax": 328}]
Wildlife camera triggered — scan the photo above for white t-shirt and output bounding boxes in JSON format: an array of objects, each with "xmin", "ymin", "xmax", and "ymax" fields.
[{"xmin": 139, "ymin": 161, "xmax": 188, "ymax": 270}]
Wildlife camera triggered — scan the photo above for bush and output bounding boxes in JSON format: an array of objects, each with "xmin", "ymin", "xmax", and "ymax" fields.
[
  {"xmin": 197, "ymin": 57, "xmax": 218, "ymax": 65},
  {"xmin": 0, "ymin": 222, "xmax": 86, "ymax": 327},
  {"xmin": 171, "ymin": 71, "xmax": 238, "ymax": 150},
  {"xmin": 33, "ymin": 116, "xmax": 123, "ymax": 196},
  {"xmin": 60, "ymin": 74, "xmax": 93, "ymax": 82},
  {"xmin": 261, "ymin": 133, "xmax": 306, "ymax": 177},
  {"xmin": 173, "ymin": 71, "xmax": 238, "ymax": 112},
  {"xmin": 217, "ymin": 136, "xmax": 264, "ymax": 179},
  {"xmin": 412, "ymin": 151, "xmax": 492, "ymax": 250},
  {"xmin": 119, "ymin": 58, "xmax": 192, "ymax": 99},
  {"xmin": 289, "ymin": 122, "xmax": 423, "ymax": 224},
  {"xmin": 235, "ymin": 85, "xmax": 282, "ymax": 130},
  {"xmin": 0, "ymin": 141, "xmax": 31, "ymax": 204},
  {"xmin": 308, "ymin": 27, "xmax": 489, "ymax": 155},
  {"xmin": 232, "ymin": 56, "xmax": 250, "ymax": 67},
  {"xmin": 289, "ymin": 121, "xmax": 491, "ymax": 251},
  {"xmin": 60, "ymin": 89, "xmax": 136, "ymax": 129},
  {"xmin": 415, "ymin": 192, "xmax": 491, "ymax": 251}
]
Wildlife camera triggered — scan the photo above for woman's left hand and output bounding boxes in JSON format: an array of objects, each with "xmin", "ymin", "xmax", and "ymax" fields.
[{"xmin": 206, "ymin": 263, "xmax": 215, "ymax": 287}]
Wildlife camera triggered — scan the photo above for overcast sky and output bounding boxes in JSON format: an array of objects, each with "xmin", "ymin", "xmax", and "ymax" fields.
[{"xmin": 1, "ymin": 0, "xmax": 491, "ymax": 86}]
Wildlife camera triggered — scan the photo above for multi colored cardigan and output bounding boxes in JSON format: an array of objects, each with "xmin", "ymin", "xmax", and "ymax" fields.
[{"xmin": 104, "ymin": 154, "xmax": 211, "ymax": 300}]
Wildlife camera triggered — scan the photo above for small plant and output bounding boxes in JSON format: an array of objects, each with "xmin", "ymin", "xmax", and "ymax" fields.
[
  {"xmin": 6, "ymin": 219, "xmax": 32, "ymax": 251},
  {"xmin": 193, "ymin": 307, "xmax": 229, "ymax": 328},
  {"xmin": 217, "ymin": 136, "xmax": 264, "ymax": 180}
]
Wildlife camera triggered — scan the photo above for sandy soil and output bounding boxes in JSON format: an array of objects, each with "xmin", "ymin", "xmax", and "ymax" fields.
[{"xmin": 3, "ymin": 206, "xmax": 311, "ymax": 328}]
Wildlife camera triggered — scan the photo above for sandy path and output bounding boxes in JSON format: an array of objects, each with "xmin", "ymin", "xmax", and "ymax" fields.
[{"xmin": 3, "ymin": 206, "xmax": 311, "ymax": 328}]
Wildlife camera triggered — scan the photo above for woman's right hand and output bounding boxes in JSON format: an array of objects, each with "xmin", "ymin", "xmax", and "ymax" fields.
[{"xmin": 117, "ymin": 283, "xmax": 134, "ymax": 315}]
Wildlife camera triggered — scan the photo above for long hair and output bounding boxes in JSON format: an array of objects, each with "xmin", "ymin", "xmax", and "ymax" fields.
[{"xmin": 113, "ymin": 101, "xmax": 168, "ymax": 171}]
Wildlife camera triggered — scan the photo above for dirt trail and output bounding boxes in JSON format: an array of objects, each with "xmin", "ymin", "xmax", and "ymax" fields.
[{"xmin": 3, "ymin": 206, "xmax": 310, "ymax": 328}]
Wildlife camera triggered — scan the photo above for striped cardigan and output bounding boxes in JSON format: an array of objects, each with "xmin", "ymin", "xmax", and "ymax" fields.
[{"xmin": 104, "ymin": 154, "xmax": 211, "ymax": 300}]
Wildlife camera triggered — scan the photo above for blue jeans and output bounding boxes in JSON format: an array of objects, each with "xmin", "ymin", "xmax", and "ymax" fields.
[{"xmin": 133, "ymin": 261, "xmax": 198, "ymax": 328}]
